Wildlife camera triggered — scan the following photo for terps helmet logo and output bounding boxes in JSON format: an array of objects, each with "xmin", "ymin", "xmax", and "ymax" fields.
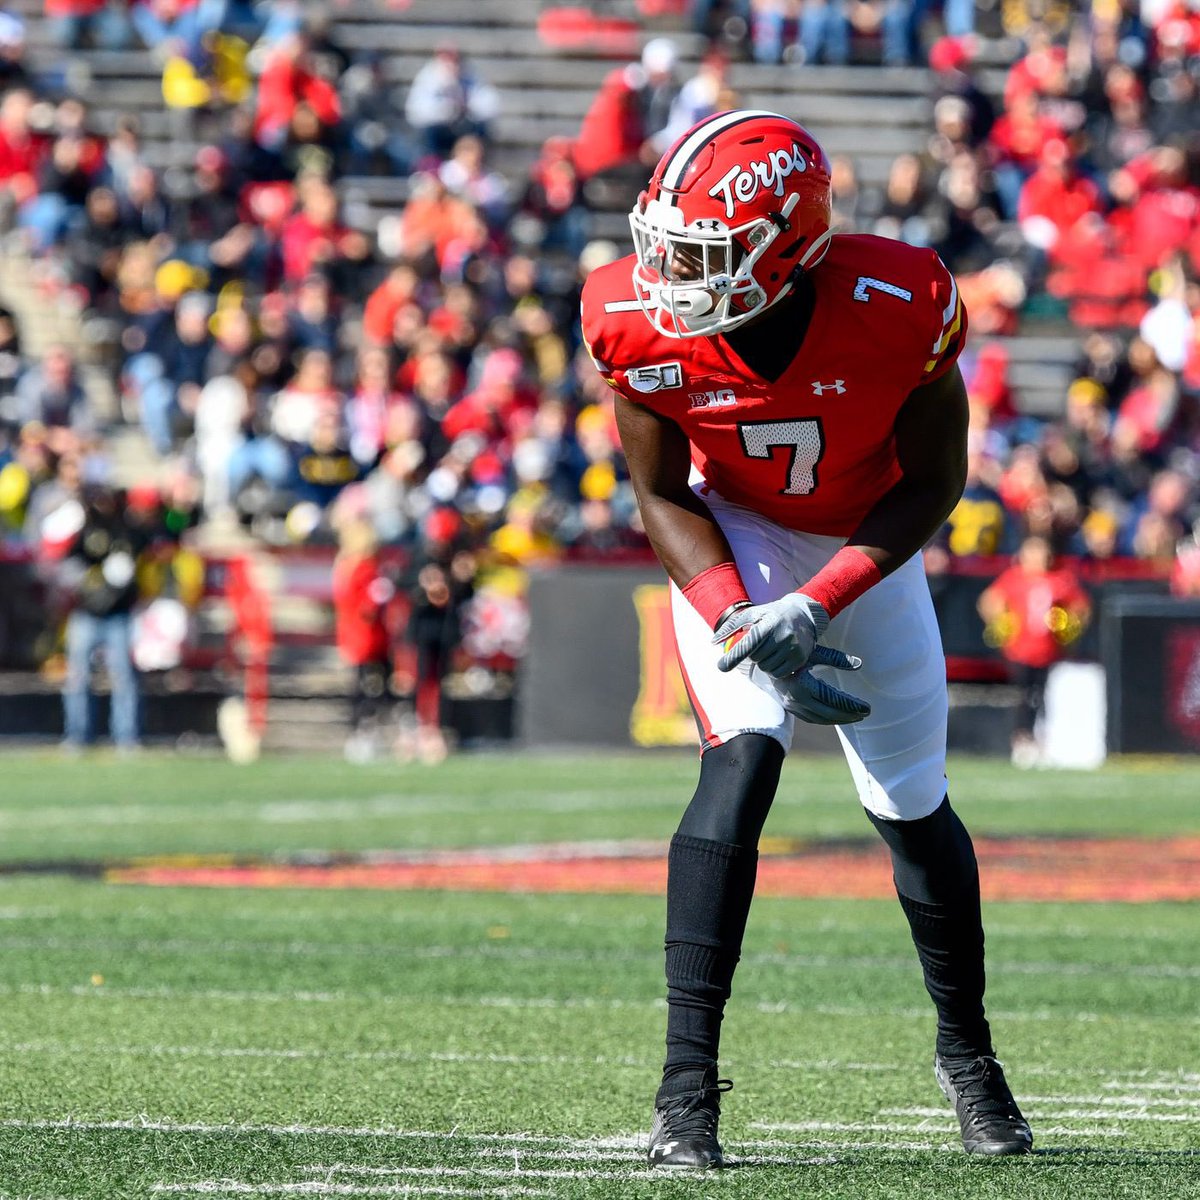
[{"xmin": 707, "ymin": 141, "xmax": 809, "ymax": 220}]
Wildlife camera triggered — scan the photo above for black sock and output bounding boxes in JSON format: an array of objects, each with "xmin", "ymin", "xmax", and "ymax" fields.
[
  {"xmin": 659, "ymin": 833, "xmax": 759, "ymax": 1102},
  {"xmin": 867, "ymin": 798, "xmax": 994, "ymax": 1060}
]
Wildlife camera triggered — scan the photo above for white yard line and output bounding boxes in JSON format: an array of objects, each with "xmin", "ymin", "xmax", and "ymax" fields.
[
  {"xmin": 0, "ymin": 1119, "xmax": 648, "ymax": 1147},
  {"xmin": 152, "ymin": 1185, "xmax": 552, "ymax": 1198},
  {"xmin": 887, "ymin": 1105, "xmax": 1193, "ymax": 1123},
  {"xmin": 295, "ymin": 1166, "xmax": 710, "ymax": 1181},
  {"xmin": 751, "ymin": 1119, "xmax": 1131, "ymax": 1138},
  {"xmin": 1108, "ymin": 1084, "xmax": 1200, "ymax": 1094},
  {"xmin": 1022, "ymin": 1094, "xmax": 1200, "ymax": 1109},
  {"xmin": 751, "ymin": 1120, "xmax": 957, "ymax": 1136},
  {"xmin": 0, "ymin": 1042, "xmax": 652, "ymax": 1068},
  {"xmin": 2, "ymin": 981, "xmax": 1195, "ymax": 1027}
]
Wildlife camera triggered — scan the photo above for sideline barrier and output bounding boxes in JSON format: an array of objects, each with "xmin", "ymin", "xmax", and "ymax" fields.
[{"xmin": 1104, "ymin": 597, "xmax": 1200, "ymax": 755}]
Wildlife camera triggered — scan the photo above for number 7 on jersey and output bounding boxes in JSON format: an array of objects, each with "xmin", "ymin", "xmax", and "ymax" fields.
[{"xmin": 738, "ymin": 418, "xmax": 826, "ymax": 496}]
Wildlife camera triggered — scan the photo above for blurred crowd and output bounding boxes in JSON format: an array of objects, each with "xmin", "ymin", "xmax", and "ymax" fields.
[{"xmin": 0, "ymin": 0, "xmax": 1195, "ymax": 714}]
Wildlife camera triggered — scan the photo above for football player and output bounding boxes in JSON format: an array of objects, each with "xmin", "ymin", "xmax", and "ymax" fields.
[{"xmin": 580, "ymin": 110, "xmax": 1033, "ymax": 1168}]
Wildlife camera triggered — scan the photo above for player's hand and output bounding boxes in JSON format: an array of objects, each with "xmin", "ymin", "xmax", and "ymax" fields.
[
  {"xmin": 714, "ymin": 592, "xmax": 830, "ymax": 677},
  {"xmin": 752, "ymin": 646, "xmax": 871, "ymax": 725}
]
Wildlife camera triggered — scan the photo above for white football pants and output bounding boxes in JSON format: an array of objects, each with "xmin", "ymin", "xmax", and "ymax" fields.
[{"xmin": 670, "ymin": 483, "xmax": 949, "ymax": 821}]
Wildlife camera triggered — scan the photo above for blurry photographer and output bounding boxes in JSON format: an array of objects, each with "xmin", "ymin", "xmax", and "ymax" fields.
[
  {"xmin": 977, "ymin": 535, "xmax": 1091, "ymax": 768},
  {"xmin": 333, "ymin": 515, "xmax": 394, "ymax": 762},
  {"xmin": 59, "ymin": 485, "xmax": 145, "ymax": 751}
]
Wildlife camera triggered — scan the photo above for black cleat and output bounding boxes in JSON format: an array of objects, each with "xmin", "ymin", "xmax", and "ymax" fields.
[
  {"xmin": 646, "ymin": 1075, "xmax": 733, "ymax": 1169},
  {"xmin": 935, "ymin": 1054, "xmax": 1034, "ymax": 1156}
]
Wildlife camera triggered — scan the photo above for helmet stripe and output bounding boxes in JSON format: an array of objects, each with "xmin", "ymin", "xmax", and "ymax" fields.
[{"xmin": 659, "ymin": 108, "xmax": 792, "ymax": 200}]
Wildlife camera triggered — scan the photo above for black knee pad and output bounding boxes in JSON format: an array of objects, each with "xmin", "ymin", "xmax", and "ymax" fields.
[{"xmin": 676, "ymin": 733, "xmax": 785, "ymax": 846}]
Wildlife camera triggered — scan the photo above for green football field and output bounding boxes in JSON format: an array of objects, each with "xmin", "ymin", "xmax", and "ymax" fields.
[{"xmin": 0, "ymin": 749, "xmax": 1198, "ymax": 1199}]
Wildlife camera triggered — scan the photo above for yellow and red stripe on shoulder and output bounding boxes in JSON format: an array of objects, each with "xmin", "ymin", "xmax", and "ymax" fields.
[{"xmin": 923, "ymin": 266, "xmax": 967, "ymax": 380}]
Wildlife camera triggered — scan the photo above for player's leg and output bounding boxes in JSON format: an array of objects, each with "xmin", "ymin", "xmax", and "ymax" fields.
[
  {"xmin": 648, "ymin": 508, "xmax": 798, "ymax": 1169},
  {"xmin": 661, "ymin": 732, "xmax": 784, "ymax": 1098},
  {"xmin": 815, "ymin": 551, "xmax": 1032, "ymax": 1154}
]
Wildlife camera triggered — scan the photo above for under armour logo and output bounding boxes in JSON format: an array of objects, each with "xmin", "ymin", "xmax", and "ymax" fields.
[
  {"xmin": 811, "ymin": 379, "xmax": 846, "ymax": 395},
  {"xmin": 652, "ymin": 1142, "xmax": 679, "ymax": 1157}
]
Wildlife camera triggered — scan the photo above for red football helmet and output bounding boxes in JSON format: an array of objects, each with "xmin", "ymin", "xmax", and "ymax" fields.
[{"xmin": 629, "ymin": 110, "xmax": 833, "ymax": 338}]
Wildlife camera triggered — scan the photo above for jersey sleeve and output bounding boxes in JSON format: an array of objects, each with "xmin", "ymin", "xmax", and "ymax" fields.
[
  {"xmin": 579, "ymin": 274, "xmax": 625, "ymax": 396},
  {"xmin": 918, "ymin": 252, "xmax": 968, "ymax": 386}
]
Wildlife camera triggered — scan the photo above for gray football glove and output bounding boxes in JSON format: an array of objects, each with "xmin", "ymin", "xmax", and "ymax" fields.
[
  {"xmin": 714, "ymin": 592, "xmax": 830, "ymax": 678},
  {"xmin": 750, "ymin": 645, "xmax": 871, "ymax": 726}
]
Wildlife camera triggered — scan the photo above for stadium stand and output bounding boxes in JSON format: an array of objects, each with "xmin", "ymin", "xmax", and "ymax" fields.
[{"xmin": 0, "ymin": 0, "xmax": 1196, "ymax": 753}]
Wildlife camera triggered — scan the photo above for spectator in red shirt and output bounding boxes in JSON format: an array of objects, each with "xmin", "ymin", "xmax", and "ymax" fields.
[
  {"xmin": 978, "ymin": 535, "xmax": 1091, "ymax": 766},
  {"xmin": 521, "ymin": 134, "xmax": 588, "ymax": 256},
  {"xmin": 1017, "ymin": 139, "xmax": 1103, "ymax": 259},
  {"xmin": 1113, "ymin": 365, "xmax": 1179, "ymax": 456},
  {"xmin": 964, "ymin": 341, "xmax": 1018, "ymax": 425},
  {"xmin": 254, "ymin": 30, "xmax": 341, "ymax": 151},
  {"xmin": 332, "ymin": 515, "xmax": 395, "ymax": 761},
  {"xmin": 362, "ymin": 262, "xmax": 420, "ymax": 346},
  {"xmin": 441, "ymin": 347, "xmax": 537, "ymax": 450},
  {"xmin": 572, "ymin": 37, "xmax": 679, "ymax": 180},
  {"xmin": 1111, "ymin": 145, "xmax": 1200, "ymax": 272},
  {"xmin": 988, "ymin": 88, "xmax": 1065, "ymax": 218},
  {"xmin": 394, "ymin": 171, "xmax": 478, "ymax": 269},
  {"xmin": 0, "ymin": 88, "xmax": 46, "ymax": 206},
  {"xmin": 279, "ymin": 176, "xmax": 368, "ymax": 285}
]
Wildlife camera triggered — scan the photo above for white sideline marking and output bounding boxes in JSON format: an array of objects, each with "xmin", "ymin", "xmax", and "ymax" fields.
[
  {"xmin": 153, "ymin": 1185, "xmax": 551, "ymax": 1197},
  {"xmin": 1025, "ymin": 1094, "xmax": 1200, "ymax": 1109},
  {"xmin": 888, "ymin": 1105, "xmax": 1193, "ymax": 1123},
  {"xmin": 0, "ymin": 788, "xmax": 660, "ymax": 830},
  {"xmin": 462, "ymin": 1149, "xmax": 810, "ymax": 1166},
  {"xmin": 297, "ymin": 1165, "xmax": 715, "ymax": 1181},
  {"xmin": 4, "ymin": 981, "xmax": 1196, "ymax": 1027},
  {"xmin": 0, "ymin": 1042, "xmax": 653, "ymax": 1068},
  {"xmin": 0, "ymin": 907, "xmax": 59, "ymax": 920},
  {"xmin": 6, "ymin": 931, "xmax": 1200, "ymax": 981},
  {"xmin": 1106, "ymin": 1082, "xmax": 1200, "ymax": 1093},
  {"xmin": 752, "ymin": 1120, "xmax": 1131, "ymax": 1139},
  {"xmin": 0, "ymin": 1107, "xmax": 1179, "ymax": 1150},
  {"xmin": 1, "ymin": 1041, "xmax": 1193, "ymax": 1087},
  {"xmin": 0, "ymin": 1119, "xmax": 646, "ymax": 1147},
  {"xmin": 753, "ymin": 1120, "xmax": 957, "ymax": 1135}
]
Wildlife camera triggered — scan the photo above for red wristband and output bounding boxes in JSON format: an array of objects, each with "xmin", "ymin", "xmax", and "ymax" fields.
[
  {"xmin": 802, "ymin": 547, "xmax": 883, "ymax": 619},
  {"xmin": 681, "ymin": 562, "xmax": 751, "ymax": 630}
]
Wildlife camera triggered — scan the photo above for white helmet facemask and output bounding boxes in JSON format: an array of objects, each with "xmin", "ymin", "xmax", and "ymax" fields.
[{"xmin": 628, "ymin": 192, "xmax": 819, "ymax": 339}]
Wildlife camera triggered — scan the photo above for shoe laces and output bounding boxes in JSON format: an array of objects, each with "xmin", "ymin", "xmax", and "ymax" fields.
[
  {"xmin": 945, "ymin": 1056, "xmax": 1022, "ymax": 1121},
  {"xmin": 659, "ymin": 1078, "xmax": 733, "ymax": 1138}
]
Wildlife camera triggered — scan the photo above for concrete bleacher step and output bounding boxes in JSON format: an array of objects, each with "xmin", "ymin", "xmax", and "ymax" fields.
[
  {"xmin": 334, "ymin": 21, "xmax": 704, "ymax": 58},
  {"xmin": 339, "ymin": 0, "xmax": 546, "ymax": 27},
  {"xmin": 728, "ymin": 63, "xmax": 934, "ymax": 96}
]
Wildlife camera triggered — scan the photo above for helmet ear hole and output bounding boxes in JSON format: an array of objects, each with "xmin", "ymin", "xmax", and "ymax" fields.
[{"xmin": 778, "ymin": 236, "xmax": 807, "ymax": 261}]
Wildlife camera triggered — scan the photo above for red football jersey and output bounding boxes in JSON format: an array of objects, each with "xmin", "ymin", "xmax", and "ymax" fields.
[{"xmin": 581, "ymin": 234, "xmax": 967, "ymax": 537}]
